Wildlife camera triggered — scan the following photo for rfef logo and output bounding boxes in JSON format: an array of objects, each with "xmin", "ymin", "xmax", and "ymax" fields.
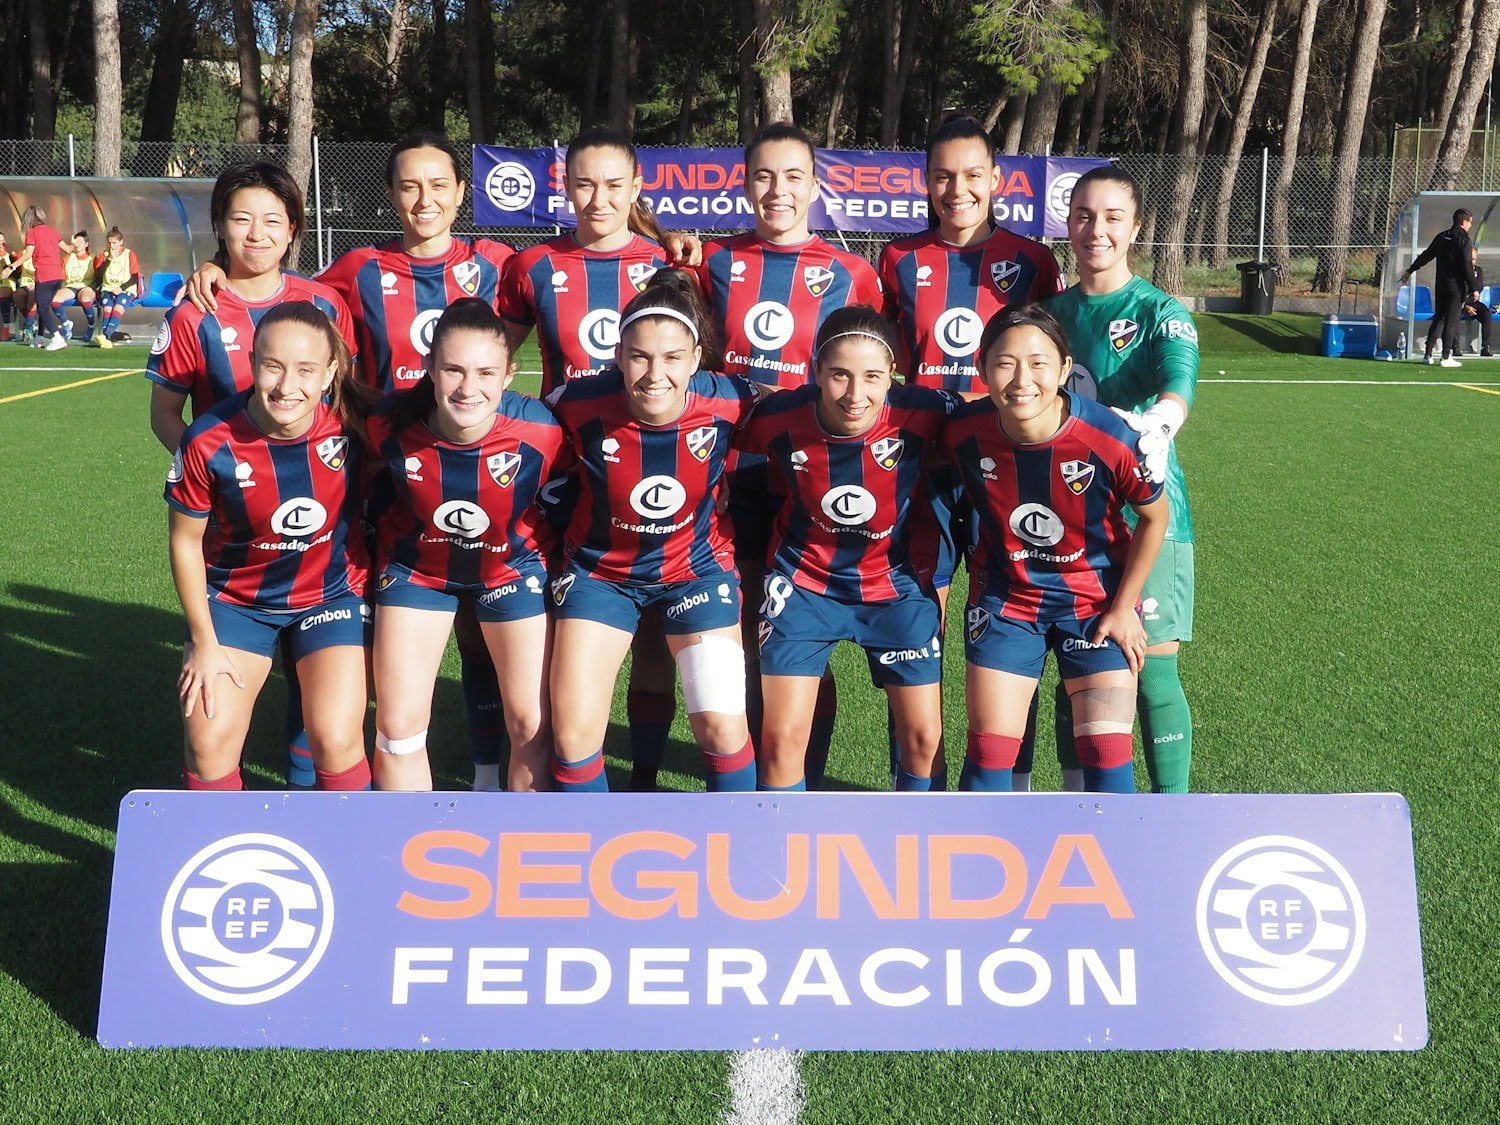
[
  {"xmin": 1196, "ymin": 835, "xmax": 1366, "ymax": 1006},
  {"xmin": 485, "ymin": 161, "xmax": 537, "ymax": 212},
  {"xmin": 160, "ymin": 834, "xmax": 334, "ymax": 1005}
]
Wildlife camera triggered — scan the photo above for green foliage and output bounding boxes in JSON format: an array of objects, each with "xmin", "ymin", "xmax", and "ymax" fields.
[
  {"xmin": 966, "ymin": 0, "xmax": 1111, "ymax": 95},
  {"xmin": 756, "ymin": 0, "xmax": 847, "ymax": 74}
]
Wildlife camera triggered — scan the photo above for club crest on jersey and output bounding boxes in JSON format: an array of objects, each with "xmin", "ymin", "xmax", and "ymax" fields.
[
  {"xmin": 758, "ymin": 619, "xmax": 773, "ymax": 650},
  {"xmin": 452, "ymin": 261, "xmax": 481, "ymax": 296},
  {"xmin": 870, "ymin": 437, "xmax": 904, "ymax": 471},
  {"xmin": 378, "ymin": 571, "xmax": 398, "ymax": 592},
  {"xmin": 1109, "ymin": 318, "xmax": 1140, "ymax": 354},
  {"xmin": 551, "ymin": 573, "xmax": 575, "ymax": 606},
  {"xmin": 966, "ymin": 606, "xmax": 991, "ymax": 643},
  {"xmin": 488, "ymin": 450, "xmax": 522, "ymax": 487},
  {"xmin": 990, "ymin": 260, "xmax": 1022, "ymax": 293},
  {"xmin": 803, "ymin": 265, "xmax": 835, "ymax": 297},
  {"xmin": 627, "ymin": 262, "xmax": 658, "ymax": 292},
  {"xmin": 315, "ymin": 436, "xmax": 349, "ymax": 471},
  {"xmin": 1060, "ymin": 459, "xmax": 1095, "ymax": 495},
  {"xmin": 686, "ymin": 426, "xmax": 717, "ymax": 462}
]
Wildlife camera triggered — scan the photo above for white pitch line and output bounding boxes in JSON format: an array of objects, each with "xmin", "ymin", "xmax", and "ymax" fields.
[
  {"xmin": 0, "ymin": 366, "xmax": 147, "ymax": 374},
  {"xmin": 724, "ymin": 1049, "xmax": 805, "ymax": 1125},
  {"xmin": 1199, "ymin": 378, "xmax": 1500, "ymax": 386}
]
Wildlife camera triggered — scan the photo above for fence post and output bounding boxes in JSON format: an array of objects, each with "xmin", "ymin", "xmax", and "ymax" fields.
[
  {"xmin": 1257, "ymin": 147, "xmax": 1267, "ymax": 263},
  {"xmin": 68, "ymin": 134, "xmax": 76, "ymax": 178},
  {"xmin": 313, "ymin": 134, "xmax": 326, "ymax": 271}
]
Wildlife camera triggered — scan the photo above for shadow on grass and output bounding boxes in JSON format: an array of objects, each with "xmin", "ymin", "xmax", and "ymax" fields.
[{"xmin": 1203, "ymin": 313, "xmax": 1322, "ymax": 356}]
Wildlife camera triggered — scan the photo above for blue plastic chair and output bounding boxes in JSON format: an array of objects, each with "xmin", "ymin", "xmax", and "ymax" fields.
[
  {"xmin": 140, "ymin": 271, "xmax": 185, "ymax": 308},
  {"xmin": 1395, "ymin": 285, "xmax": 1434, "ymax": 320}
]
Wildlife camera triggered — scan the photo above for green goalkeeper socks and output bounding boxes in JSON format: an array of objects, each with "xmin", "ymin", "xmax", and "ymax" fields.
[{"xmin": 1139, "ymin": 653, "xmax": 1192, "ymax": 793}]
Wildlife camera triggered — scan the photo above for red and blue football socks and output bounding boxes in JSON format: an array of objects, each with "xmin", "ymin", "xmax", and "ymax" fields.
[{"xmin": 959, "ymin": 731, "xmax": 1020, "ymax": 792}]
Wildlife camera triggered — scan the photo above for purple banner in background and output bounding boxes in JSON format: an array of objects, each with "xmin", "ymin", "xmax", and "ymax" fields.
[
  {"xmin": 473, "ymin": 146, "xmax": 1107, "ymax": 238},
  {"xmin": 99, "ymin": 792, "xmax": 1426, "ymax": 1051}
]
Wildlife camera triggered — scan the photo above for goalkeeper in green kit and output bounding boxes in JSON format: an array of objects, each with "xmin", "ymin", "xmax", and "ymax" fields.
[{"xmin": 1026, "ymin": 164, "xmax": 1198, "ymax": 793}]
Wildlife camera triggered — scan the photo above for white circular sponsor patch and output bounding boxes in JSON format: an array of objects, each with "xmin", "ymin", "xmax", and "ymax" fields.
[
  {"xmin": 1009, "ymin": 503, "xmax": 1063, "ymax": 547},
  {"xmin": 166, "ymin": 451, "xmax": 184, "ymax": 484},
  {"xmin": 433, "ymin": 499, "xmax": 491, "ymax": 539},
  {"xmin": 270, "ymin": 498, "xmax": 329, "ymax": 537},
  {"xmin": 934, "ymin": 307, "xmax": 983, "ymax": 359},
  {"xmin": 820, "ymin": 484, "xmax": 877, "ymax": 526},
  {"xmin": 485, "ymin": 161, "xmax": 536, "ymax": 212},
  {"xmin": 630, "ymin": 475, "xmax": 687, "ymax": 519},
  {"xmin": 579, "ymin": 308, "xmax": 621, "ymax": 360},
  {"xmin": 409, "ymin": 308, "xmax": 443, "ymax": 357},
  {"xmin": 743, "ymin": 300, "xmax": 795, "ymax": 351},
  {"xmin": 151, "ymin": 319, "xmax": 172, "ymax": 356},
  {"xmin": 1197, "ymin": 836, "xmax": 1366, "ymax": 1006},
  {"xmin": 161, "ymin": 833, "xmax": 334, "ymax": 1005}
]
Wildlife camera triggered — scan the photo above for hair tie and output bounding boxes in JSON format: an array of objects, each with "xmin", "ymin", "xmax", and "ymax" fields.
[{"xmin": 619, "ymin": 306, "xmax": 700, "ymax": 343}]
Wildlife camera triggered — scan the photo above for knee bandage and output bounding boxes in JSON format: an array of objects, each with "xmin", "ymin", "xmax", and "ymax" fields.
[
  {"xmin": 1071, "ymin": 686, "xmax": 1137, "ymax": 736},
  {"xmin": 676, "ymin": 635, "xmax": 746, "ymax": 715},
  {"xmin": 376, "ymin": 729, "xmax": 429, "ymax": 756}
]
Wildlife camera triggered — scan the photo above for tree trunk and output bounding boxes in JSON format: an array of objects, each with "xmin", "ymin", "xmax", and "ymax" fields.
[
  {"xmin": 737, "ymin": 0, "xmax": 758, "ymax": 140},
  {"xmin": 1430, "ymin": 0, "xmax": 1500, "ymax": 189},
  {"xmin": 926, "ymin": 0, "xmax": 958, "ymax": 138},
  {"xmin": 982, "ymin": 91, "xmax": 1008, "ymax": 134},
  {"xmin": 606, "ymin": 0, "xmax": 630, "ymax": 131},
  {"xmin": 1019, "ymin": 79, "xmax": 1063, "ymax": 154},
  {"xmin": 1209, "ymin": 0, "xmax": 1278, "ymax": 269},
  {"xmin": 1269, "ymin": 0, "xmax": 1320, "ymax": 278},
  {"xmin": 1433, "ymin": 0, "xmax": 1476, "ymax": 134},
  {"xmin": 1151, "ymin": 0, "xmax": 1209, "ymax": 297},
  {"xmin": 230, "ymin": 0, "xmax": 262, "ymax": 144},
  {"xmin": 380, "ymin": 0, "xmax": 409, "ymax": 137},
  {"xmin": 1085, "ymin": 0, "xmax": 1121, "ymax": 152},
  {"xmin": 878, "ymin": 0, "xmax": 920, "ymax": 145},
  {"xmin": 676, "ymin": 0, "xmax": 720, "ymax": 142},
  {"xmin": 999, "ymin": 89, "xmax": 1028, "ymax": 153},
  {"xmin": 1313, "ymin": 0, "xmax": 1386, "ymax": 291},
  {"xmin": 29, "ymin": 0, "xmax": 57, "ymax": 140},
  {"xmin": 93, "ymin": 0, "xmax": 122, "ymax": 176},
  {"xmin": 755, "ymin": 0, "xmax": 793, "ymax": 123},
  {"xmin": 464, "ymin": 0, "xmax": 495, "ymax": 142},
  {"xmin": 825, "ymin": 35, "xmax": 855, "ymax": 146},
  {"xmin": 286, "ymin": 0, "xmax": 318, "ymax": 257},
  {"xmin": 429, "ymin": 0, "xmax": 449, "ymax": 131},
  {"xmin": 1056, "ymin": 90, "xmax": 1084, "ymax": 154},
  {"xmin": 580, "ymin": 6, "xmax": 604, "ymax": 126},
  {"xmin": 139, "ymin": 0, "xmax": 194, "ymax": 145}
]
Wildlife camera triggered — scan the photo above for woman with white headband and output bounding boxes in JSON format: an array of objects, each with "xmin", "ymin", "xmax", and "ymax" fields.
[
  {"xmin": 736, "ymin": 305, "xmax": 954, "ymax": 791},
  {"xmin": 543, "ymin": 269, "xmax": 762, "ymax": 792}
]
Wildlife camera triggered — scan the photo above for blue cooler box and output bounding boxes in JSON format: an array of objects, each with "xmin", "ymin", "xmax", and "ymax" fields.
[{"xmin": 1321, "ymin": 314, "xmax": 1379, "ymax": 358}]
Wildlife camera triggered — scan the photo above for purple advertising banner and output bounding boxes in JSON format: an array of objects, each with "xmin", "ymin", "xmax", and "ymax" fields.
[
  {"xmin": 98, "ymin": 792, "xmax": 1426, "ymax": 1051},
  {"xmin": 473, "ymin": 146, "xmax": 1106, "ymax": 238}
]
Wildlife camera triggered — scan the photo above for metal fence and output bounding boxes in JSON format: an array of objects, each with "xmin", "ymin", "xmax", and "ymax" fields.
[{"xmin": 3, "ymin": 135, "xmax": 1495, "ymax": 297}]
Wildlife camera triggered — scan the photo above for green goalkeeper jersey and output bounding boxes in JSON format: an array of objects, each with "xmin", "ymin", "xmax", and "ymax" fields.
[{"xmin": 1046, "ymin": 276, "xmax": 1198, "ymax": 542}]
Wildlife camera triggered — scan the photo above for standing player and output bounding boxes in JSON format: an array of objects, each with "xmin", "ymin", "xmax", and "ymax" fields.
[
  {"xmin": 93, "ymin": 226, "xmax": 142, "ymax": 349},
  {"xmin": 166, "ymin": 302, "xmax": 373, "ymax": 792},
  {"xmin": 696, "ymin": 121, "xmax": 884, "ymax": 787},
  {"xmin": 545, "ymin": 270, "xmax": 759, "ymax": 793},
  {"xmin": 367, "ymin": 300, "xmax": 565, "ymax": 792},
  {"xmin": 940, "ymin": 305, "xmax": 1168, "ymax": 793},
  {"xmin": 879, "ymin": 113, "xmax": 1065, "ymax": 789},
  {"xmin": 739, "ymin": 307, "xmax": 953, "ymax": 791},
  {"xmin": 1043, "ymin": 165, "xmax": 1199, "ymax": 793},
  {"xmin": 499, "ymin": 127, "xmax": 680, "ymax": 790},
  {"xmin": 149, "ymin": 161, "xmax": 356, "ymax": 789},
  {"xmin": 18, "ymin": 205, "xmax": 67, "ymax": 350}
]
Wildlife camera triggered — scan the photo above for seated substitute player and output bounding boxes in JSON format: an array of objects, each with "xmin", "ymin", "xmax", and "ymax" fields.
[
  {"xmin": 93, "ymin": 226, "xmax": 142, "ymax": 348},
  {"xmin": 53, "ymin": 231, "xmax": 99, "ymax": 342},
  {"xmin": 737, "ymin": 306, "xmax": 955, "ymax": 791},
  {"xmin": 695, "ymin": 121, "xmax": 885, "ymax": 787},
  {"xmin": 938, "ymin": 305, "xmax": 1168, "ymax": 793},
  {"xmin": 544, "ymin": 269, "xmax": 760, "ymax": 792},
  {"xmin": 366, "ymin": 299, "xmax": 566, "ymax": 792},
  {"xmin": 879, "ymin": 112, "xmax": 1065, "ymax": 789},
  {"xmin": 166, "ymin": 302, "xmax": 375, "ymax": 792}
]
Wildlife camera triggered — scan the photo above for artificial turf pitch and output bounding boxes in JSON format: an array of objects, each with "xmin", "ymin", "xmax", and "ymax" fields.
[{"xmin": 1, "ymin": 315, "xmax": 1496, "ymax": 1121}]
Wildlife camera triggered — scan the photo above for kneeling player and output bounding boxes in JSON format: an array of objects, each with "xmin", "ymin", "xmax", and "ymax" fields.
[
  {"xmin": 939, "ymin": 306, "xmax": 1167, "ymax": 793},
  {"xmin": 367, "ymin": 300, "xmax": 566, "ymax": 791},
  {"xmin": 166, "ymin": 303, "xmax": 373, "ymax": 791},
  {"xmin": 544, "ymin": 270, "xmax": 760, "ymax": 792},
  {"xmin": 738, "ymin": 306, "xmax": 954, "ymax": 791}
]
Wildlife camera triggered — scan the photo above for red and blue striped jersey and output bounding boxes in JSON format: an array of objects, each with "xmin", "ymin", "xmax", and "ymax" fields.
[
  {"xmin": 695, "ymin": 233, "xmax": 884, "ymax": 389},
  {"xmin": 497, "ymin": 233, "xmax": 670, "ymax": 396},
  {"xmin": 735, "ymin": 384, "xmax": 956, "ymax": 602},
  {"xmin": 145, "ymin": 274, "xmax": 356, "ymax": 419},
  {"xmin": 367, "ymin": 396, "xmax": 567, "ymax": 591},
  {"xmin": 546, "ymin": 369, "xmax": 759, "ymax": 584},
  {"xmin": 165, "ymin": 392, "xmax": 370, "ymax": 610},
  {"xmin": 937, "ymin": 391, "xmax": 1161, "ymax": 622},
  {"xmin": 316, "ymin": 237, "xmax": 515, "ymax": 393},
  {"xmin": 879, "ymin": 227, "xmax": 1063, "ymax": 395}
]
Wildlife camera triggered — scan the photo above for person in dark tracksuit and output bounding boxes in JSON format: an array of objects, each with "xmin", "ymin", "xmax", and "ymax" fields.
[
  {"xmin": 1461, "ymin": 246, "xmax": 1493, "ymax": 356},
  {"xmin": 1400, "ymin": 208, "xmax": 1478, "ymax": 367}
]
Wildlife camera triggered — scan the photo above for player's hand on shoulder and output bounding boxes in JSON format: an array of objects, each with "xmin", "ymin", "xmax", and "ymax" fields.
[
  {"xmin": 663, "ymin": 233, "xmax": 704, "ymax": 269},
  {"xmin": 184, "ymin": 261, "xmax": 229, "ymax": 313}
]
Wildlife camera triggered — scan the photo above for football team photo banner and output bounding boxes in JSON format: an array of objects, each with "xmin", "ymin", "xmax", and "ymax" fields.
[
  {"xmin": 98, "ymin": 792, "xmax": 1426, "ymax": 1051},
  {"xmin": 473, "ymin": 146, "xmax": 1105, "ymax": 238}
]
